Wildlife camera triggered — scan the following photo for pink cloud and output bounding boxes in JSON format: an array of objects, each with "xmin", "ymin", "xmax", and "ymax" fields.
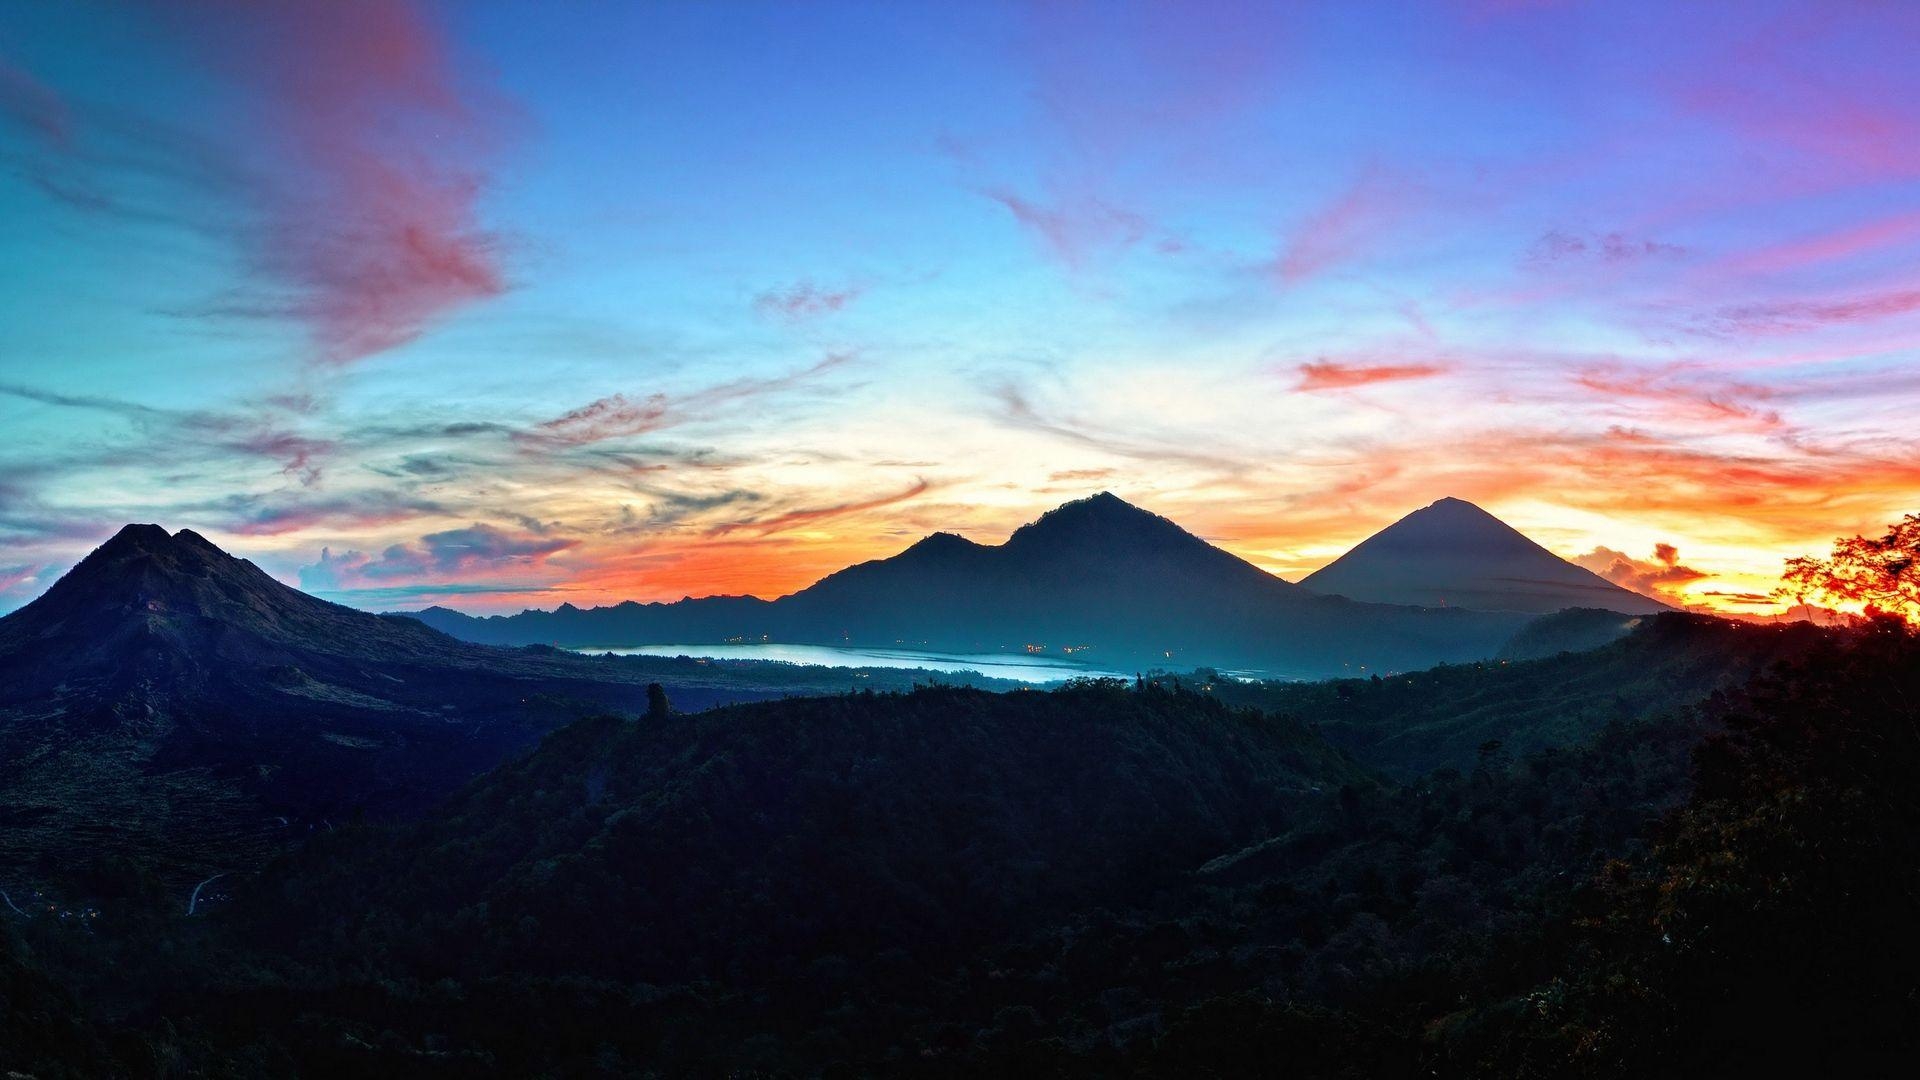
[
  {"xmin": 1716, "ymin": 209, "xmax": 1920, "ymax": 279},
  {"xmin": 981, "ymin": 186, "xmax": 1152, "ymax": 270},
  {"xmin": 1574, "ymin": 362, "xmax": 1783, "ymax": 431},
  {"xmin": 0, "ymin": 564, "xmax": 42, "ymax": 596},
  {"xmin": 1675, "ymin": 7, "xmax": 1920, "ymax": 186},
  {"xmin": 1703, "ymin": 288, "xmax": 1920, "ymax": 337},
  {"xmin": 1294, "ymin": 360, "xmax": 1448, "ymax": 392},
  {"xmin": 1275, "ymin": 169, "xmax": 1412, "ymax": 285},
  {"xmin": 162, "ymin": 1, "xmax": 507, "ymax": 366},
  {"xmin": 526, "ymin": 393, "xmax": 672, "ymax": 449}
]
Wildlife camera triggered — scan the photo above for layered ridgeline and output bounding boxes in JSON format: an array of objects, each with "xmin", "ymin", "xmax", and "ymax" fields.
[
  {"xmin": 1300, "ymin": 496, "xmax": 1669, "ymax": 614},
  {"xmin": 405, "ymin": 493, "xmax": 1540, "ymax": 677},
  {"xmin": 0, "ymin": 526, "xmax": 996, "ymax": 887}
]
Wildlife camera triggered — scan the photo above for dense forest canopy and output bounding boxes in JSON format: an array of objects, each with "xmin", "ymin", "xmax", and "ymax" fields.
[{"xmin": 4, "ymin": 610, "xmax": 1915, "ymax": 1076}]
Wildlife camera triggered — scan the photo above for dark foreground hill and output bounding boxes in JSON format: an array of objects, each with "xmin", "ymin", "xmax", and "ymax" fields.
[
  {"xmin": 0, "ymin": 526, "xmax": 1021, "ymax": 891},
  {"xmin": 406, "ymin": 493, "xmax": 1532, "ymax": 677},
  {"xmin": 7, "ymin": 617, "xmax": 1915, "ymax": 1077}
]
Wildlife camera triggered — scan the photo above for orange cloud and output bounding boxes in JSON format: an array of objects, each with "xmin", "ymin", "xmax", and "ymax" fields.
[
  {"xmin": 1570, "ymin": 543, "xmax": 1709, "ymax": 602},
  {"xmin": 1294, "ymin": 360, "xmax": 1448, "ymax": 392}
]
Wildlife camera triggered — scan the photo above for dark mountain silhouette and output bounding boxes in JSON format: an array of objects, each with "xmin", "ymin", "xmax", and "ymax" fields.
[
  {"xmin": 405, "ymin": 493, "xmax": 1534, "ymax": 676},
  {"xmin": 0, "ymin": 526, "xmax": 962, "ymax": 886},
  {"xmin": 1299, "ymin": 496, "xmax": 1670, "ymax": 615}
]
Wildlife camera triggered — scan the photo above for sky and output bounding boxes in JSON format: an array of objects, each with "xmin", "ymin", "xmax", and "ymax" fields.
[{"xmin": 2, "ymin": 0, "xmax": 1919, "ymax": 617}]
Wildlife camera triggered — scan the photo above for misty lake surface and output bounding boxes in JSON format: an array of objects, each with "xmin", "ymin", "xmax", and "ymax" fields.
[{"xmin": 586, "ymin": 643, "xmax": 1128, "ymax": 684}]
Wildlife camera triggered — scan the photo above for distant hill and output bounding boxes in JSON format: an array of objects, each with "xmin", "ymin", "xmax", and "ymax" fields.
[
  {"xmin": 1497, "ymin": 607, "xmax": 1645, "ymax": 661},
  {"xmin": 1181, "ymin": 612, "xmax": 1826, "ymax": 777},
  {"xmin": 0, "ymin": 526, "xmax": 1009, "ymax": 887},
  {"xmin": 401, "ymin": 493, "xmax": 1534, "ymax": 677},
  {"xmin": 1300, "ymin": 497, "xmax": 1670, "ymax": 615}
]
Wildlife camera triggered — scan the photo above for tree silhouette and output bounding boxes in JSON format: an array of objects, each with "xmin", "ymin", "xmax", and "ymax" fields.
[
  {"xmin": 1781, "ymin": 513, "xmax": 1920, "ymax": 621},
  {"xmin": 646, "ymin": 682, "xmax": 672, "ymax": 721}
]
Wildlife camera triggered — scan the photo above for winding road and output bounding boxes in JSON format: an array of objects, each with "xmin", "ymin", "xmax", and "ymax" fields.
[{"xmin": 186, "ymin": 873, "xmax": 227, "ymax": 916}]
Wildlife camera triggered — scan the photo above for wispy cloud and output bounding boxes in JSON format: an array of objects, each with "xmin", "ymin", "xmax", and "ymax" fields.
[
  {"xmin": 299, "ymin": 522, "xmax": 577, "ymax": 591},
  {"xmin": 707, "ymin": 478, "xmax": 935, "ymax": 538},
  {"xmin": 1275, "ymin": 169, "xmax": 1413, "ymax": 285},
  {"xmin": 1700, "ymin": 288, "xmax": 1920, "ymax": 337},
  {"xmin": 1572, "ymin": 362, "xmax": 1782, "ymax": 432},
  {"xmin": 0, "ymin": 54, "xmax": 71, "ymax": 147},
  {"xmin": 993, "ymin": 384, "xmax": 1250, "ymax": 474},
  {"xmin": 979, "ymin": 186, "xmax": 1154, "ymax": 271},
  {"xmin": 517, "ymin": 354, "xmax": 853, "ymax": 451},
  {"xmin": 1528, "ymin": 229, "xmax": 1686, "ymax": 265},
  {"xmin": 754, "ymin": 280, "xmax": 864, "ymax": 321},
  {"xmin": 147, "ymin": 1, "xmax": 509, "ymax": 365},
  {"xmin": 0, "ymin": 383, "xmax": 337, "ymax": 483}
]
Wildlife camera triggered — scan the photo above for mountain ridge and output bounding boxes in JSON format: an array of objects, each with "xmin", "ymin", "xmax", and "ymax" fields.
[
  {"xmin": 0, "ymin": 525, "xmax": 947, "ymax": 885},
  {"xmin": 402, "ymin": 492, "xmax": 1531, "ymax": 675}
]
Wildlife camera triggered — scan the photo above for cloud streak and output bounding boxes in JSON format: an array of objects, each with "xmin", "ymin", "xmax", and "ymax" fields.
[
  {"xmin": 754, "ymin": 280, "xmax": 864, "ymax": 321},
  {"xmin": 1294, "ymin": 360, "xmax": 1449, "ymax": 392},
  {"xmin": 300, "ymin": 523, "xmax": 577, "ymax": 592}
]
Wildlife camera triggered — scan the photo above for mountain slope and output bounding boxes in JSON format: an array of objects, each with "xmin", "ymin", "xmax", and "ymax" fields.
[
  {"xmin": 0, "ymin": 526, "xmax": 971, "ymax": 888},
  {"xmin": 406, "ymin": 493, "xmax": 1534, "ymax": 676},
  {"xmin": 1300, "ymin": 497, "xmax": 1669, "ymax": 615}
]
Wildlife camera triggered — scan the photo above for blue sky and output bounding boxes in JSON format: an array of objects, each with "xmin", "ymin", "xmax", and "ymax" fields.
[{"xmin": 3, "ymin": 1, "xmax": 1920, "ymax": 615}]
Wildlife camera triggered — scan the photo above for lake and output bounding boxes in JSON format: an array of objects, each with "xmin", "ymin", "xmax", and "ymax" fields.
[{"xmin": 583, "ymin": 642, "xmax": 1129, "ymax": 684}]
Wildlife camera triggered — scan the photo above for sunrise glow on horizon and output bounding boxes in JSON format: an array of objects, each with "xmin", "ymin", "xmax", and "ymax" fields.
[{"xmin": 4, "ymin": 1, "xmax": 1919, "ymax": 617}]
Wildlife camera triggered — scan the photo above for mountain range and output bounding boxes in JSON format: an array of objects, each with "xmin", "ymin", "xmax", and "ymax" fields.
[
  {"xmin": 0, "ymin": 525, "xmax": 992, "ymax": 885},
  {"xmin": 405, "ymin": 492, "xmax": 1663, "ymax": 674},
  {"xmin": 0, "ymin": 495, "xmax": 1673, "ymax": 882}
]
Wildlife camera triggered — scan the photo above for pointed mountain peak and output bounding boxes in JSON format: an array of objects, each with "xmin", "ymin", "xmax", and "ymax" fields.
[
  {"xmin": 1425, "ymin": 495, "xmax": 1489, "ymax": 514},
  {"xmin": 1021, "ymin": 490, "xmax": 1167, "ymax": 534},
  {"xmin": 1359, "ymin": 497, "xmax": 1550, "ymax": 554},
  {"xmin": 1, "ymin": 523, "xmax": 458, "ymax": 659},
  {"xmin": 96, "ymin": 522, "xmax": 178, "ymax": 554},
  {"xmin": 1300, "ymin": 499, "xmax": 1670, "ymax": 615}
]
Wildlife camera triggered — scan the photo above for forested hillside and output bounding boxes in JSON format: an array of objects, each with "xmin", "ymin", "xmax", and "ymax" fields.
[
  {"xmin": 1178, "ymin": 613, "xmax": 1825, "ymax": 776},
  {"xmin": 4, "ymin": 618, "xmax": 1914, "ymax": 1077}
]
